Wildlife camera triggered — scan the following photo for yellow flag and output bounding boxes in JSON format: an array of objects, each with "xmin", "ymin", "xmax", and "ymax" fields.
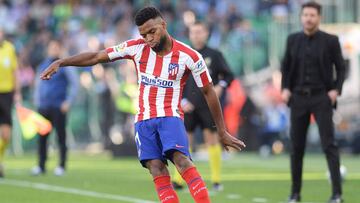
[{"xmin": 16, "ymin": 105, "xmax": 52, "ymax": 140}]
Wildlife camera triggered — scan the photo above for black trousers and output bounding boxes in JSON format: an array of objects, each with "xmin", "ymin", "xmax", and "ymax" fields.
[
  {"xmin": 38, "ymin": 107, "xmax": 67, "ymax": 171},
  {"xmin": 289, "ymin": 92, "xmax": 341, "ymax": 195}
]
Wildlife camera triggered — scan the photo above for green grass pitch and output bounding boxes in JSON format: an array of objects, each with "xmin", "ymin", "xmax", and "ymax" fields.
[{"xmin": 0, "ymin": 153, "xmax": 359, "ymax": 203}]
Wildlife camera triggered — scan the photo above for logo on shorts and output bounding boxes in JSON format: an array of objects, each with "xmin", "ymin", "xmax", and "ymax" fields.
[{"xmin": 175, "ymin": 144, "xmax": 185, "ymax": 148}]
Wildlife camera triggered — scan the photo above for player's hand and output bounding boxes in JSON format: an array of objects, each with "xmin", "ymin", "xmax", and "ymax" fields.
[
  {"xmin": 281, "ymin": 89, "xmax": 291, "ymax": 103},
  {"xmin": 328, "ymin": 89, "xmax": 338, "ymax": 105},
  {"xmin": 60, "ymin": 101, "xmax": 70, "ymax": 113},
  {"xmin": 40, "ymin": 61, "xmax": 61, "ymax": 80},
  {"xmin": 181, "ymin": 99, "xmax": 194, "ymax": 113},
  {"xmin": 219, "ymin": 131, "xmax": 246, "ymax": 151}
]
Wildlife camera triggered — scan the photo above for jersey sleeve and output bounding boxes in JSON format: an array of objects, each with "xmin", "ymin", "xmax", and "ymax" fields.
[
  {"xmin": 186, "ymin": 54, "xmax": 212, "ymax": 88},
  {"xmin": 105, "ymin": 39, "xmax": 143, "ymax": 61}
]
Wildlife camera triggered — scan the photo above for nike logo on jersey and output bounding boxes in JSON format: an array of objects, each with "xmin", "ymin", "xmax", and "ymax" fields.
[{"xmin": 175, "ymin": 144, "xmax": 185, "ymax": 148}]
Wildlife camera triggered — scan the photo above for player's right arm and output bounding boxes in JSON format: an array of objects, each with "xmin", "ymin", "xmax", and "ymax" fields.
[
  {"xmin": 41, "ymin": 39, "xmax": 143, "ymax": 80},
  {"xmin": 40, "ymin": 51, "xmax": 109, "ymax": 80}
]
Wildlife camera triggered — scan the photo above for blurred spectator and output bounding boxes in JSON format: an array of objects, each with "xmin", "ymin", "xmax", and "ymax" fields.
[
  {"xmin": 223, "ymin": 19, "xmax": 265, "ymax": 75},
  {"xmin": 28, "ymin": 30, "xmax": 52, "ymax": 68},
  {"xmin": 226, "ymin": 3, "xmax": 243, "ymax": 31},
  {"xmin": 0, "ymin": 0, "xmax": 274, "ymax": 79},
  {"xmin": 271, "ymin": 0, "xmax": 291, "ymax": 21},
  {"xmin": 259, "ymin": 82, "xmax": 288, "ymax": 157},
  {"xmin": 17, "ymin": 55, "xmax": 35, "ymax": 103},
  {"xmin": 93, "ymin": 65, "xmax": 115, "ymax": 149},
  {"xmin": 32, "ymin": 39, "xmax": 79, "ymax": 176}
]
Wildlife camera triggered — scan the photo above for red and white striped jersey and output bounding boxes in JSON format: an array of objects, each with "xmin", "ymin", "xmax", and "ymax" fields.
[{"xmin": 106, "ymin": 38, "xmax": 212, "ymax": 122}]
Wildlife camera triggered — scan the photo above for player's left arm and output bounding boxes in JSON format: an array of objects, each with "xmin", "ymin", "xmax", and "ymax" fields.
[
  {"xmin": 200, "ymin": 83, "xmax": 245, "ymax": 151},
  {"xmin": 188, "ymin": 52, "xmax": 245, "ymax": 151}
]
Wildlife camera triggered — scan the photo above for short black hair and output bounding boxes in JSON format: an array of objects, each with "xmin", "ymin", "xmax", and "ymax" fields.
[
  {"xmin": 135, "ymin": 6, "xmax": 163, "ymax": 26},
  {"xmin": 302, "ymin": 1, "xmax": 322, "ymax": 15}
]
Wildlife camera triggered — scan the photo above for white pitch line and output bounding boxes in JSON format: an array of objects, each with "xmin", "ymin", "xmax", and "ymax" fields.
[
  {"xmin": 278, "ymin": 201, "xmax": 323, "ymax": 203},
  {"xmin": 252, "ymin": 197, "xmax": 268, "ymax": 202},
  {"xmin": 0, "ymin": 179, "xmax": 157, "ymax": 203},
  {"xmin": 226, "ymin": 194, "xmax": 241, "ymax": 199}
]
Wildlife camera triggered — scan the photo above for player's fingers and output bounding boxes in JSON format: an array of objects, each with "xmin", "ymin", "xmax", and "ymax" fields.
[
  {"xmin": 237, "ymin": 140, "xmax": 246, "ymax": 148},
  {"xmin": 227, "ymin": 141, "xmax": 241, "ymax": 151},
  {"xmin": 228, "ymin": 142, "xmax": 241, "ymax": 151},
  {"xmin": 41, "ymin": 70, "xmax": 56, "ymax": 80},
  {"xmin": 232, "ymin": 137, "xmax": 246, "ymax": 148},
  {"xmin": 40, "ymin": 71, "xmax": 49, "ymax": 79},
  {"xmin": 42, "ymin": 75, "xmax": 50, "ymax": 80},
  {"xmin": 223, "ymin": 145, "xmax": 229, "ymax": 152},
  {"xmin": 233, "ymin": 141, "xmax": 245, "ymax": 151},
  {"xmin": 40, "ymin": 75, "xmax": 47, "ymax": 80}
]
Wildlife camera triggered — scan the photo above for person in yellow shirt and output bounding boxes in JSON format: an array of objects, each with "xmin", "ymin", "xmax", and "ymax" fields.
[{"xmin": 0, "ymin": 28, "xmax": 21, "ymax": 178}]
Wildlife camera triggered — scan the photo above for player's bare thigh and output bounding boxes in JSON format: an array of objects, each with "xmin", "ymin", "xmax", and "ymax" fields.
[
  {"xmin": 171, "ymin": 150, "xmax": 194, "ymax": 173},
  {"xmin": 145, "ymin": 159, "xmax": 169, "ymax": 177}
]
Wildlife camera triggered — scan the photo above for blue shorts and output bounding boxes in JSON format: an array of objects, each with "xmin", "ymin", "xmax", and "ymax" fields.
[{"xmin": 134, "ymin": 117, "xmax": 191, "ymax": 167}]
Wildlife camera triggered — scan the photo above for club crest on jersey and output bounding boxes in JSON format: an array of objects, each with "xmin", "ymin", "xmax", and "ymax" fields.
[{"xmin": 168, "ymin": 63, "xmax": 179, "ymax": 76}]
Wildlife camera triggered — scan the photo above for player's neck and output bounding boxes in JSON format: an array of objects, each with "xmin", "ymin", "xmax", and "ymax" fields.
[
  {"xmin": 156, "ymin": 35, "xmax": 173, "ymax": 56},
  {"xmin": 193, "ymin": 43, "xmax": 205, "ymax": 51}
]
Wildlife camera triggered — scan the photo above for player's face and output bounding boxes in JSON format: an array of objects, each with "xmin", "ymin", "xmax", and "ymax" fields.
[
  {"xmin": 301, "ymin": 7, "xmax": 321, "ymax": 32},
  {"xmin": 189, "ymin": 24, "xmax": 208, "ymax": 49},
  {"xmin": 138, "ymin": 17, "xmax": 167, "ymax": 52}
]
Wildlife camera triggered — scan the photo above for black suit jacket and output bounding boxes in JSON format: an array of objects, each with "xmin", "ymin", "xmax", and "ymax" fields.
[{"xmin": 281, "ymin": 30, "xmax": 346, "ymax": 94}]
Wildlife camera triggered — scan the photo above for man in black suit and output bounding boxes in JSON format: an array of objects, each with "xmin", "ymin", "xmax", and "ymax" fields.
[{"xmin": 281, "ymin": 2, "xmax": 345, "ymax": 203}]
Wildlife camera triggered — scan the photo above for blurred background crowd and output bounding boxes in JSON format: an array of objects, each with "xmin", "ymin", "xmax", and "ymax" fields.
[{"xmin": 1, "ymin": 0, "xmax": 360, "ymax": 157}]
